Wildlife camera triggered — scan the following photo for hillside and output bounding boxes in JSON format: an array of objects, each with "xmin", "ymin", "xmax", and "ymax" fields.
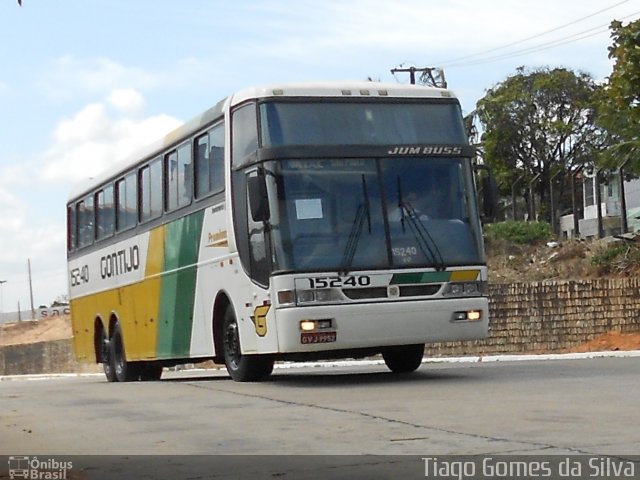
[
  {"xmin": 0, "ymin": 315, "xmax": 72, "ymax": 346},
  {"xmin": 486, "ymin": 236, "xmax": 640, "ymax": 283}
]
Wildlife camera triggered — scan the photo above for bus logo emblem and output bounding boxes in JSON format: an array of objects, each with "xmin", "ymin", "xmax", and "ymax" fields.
[{"xmin": 252, "ymin": 305, "xmax": 269, "ymax": 337}]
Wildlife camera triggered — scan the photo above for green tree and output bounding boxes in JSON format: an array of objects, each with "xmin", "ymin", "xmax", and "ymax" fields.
[
  {"xmin": 476, "ymin": 67, "xmax": 605, "ymax": 220},
  {"xmin": 597, "ymin": 19, "xmax": 640, "ymax": 174}
]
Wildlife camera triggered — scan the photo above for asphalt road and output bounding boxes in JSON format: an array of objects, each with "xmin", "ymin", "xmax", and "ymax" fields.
[{"xmin": 1, "ymin": 355, "xmax": 638, "ymax": 458}]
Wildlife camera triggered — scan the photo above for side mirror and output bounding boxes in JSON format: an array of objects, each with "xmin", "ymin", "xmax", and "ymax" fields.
[
  {"xmin": 247, "ymin": 171, "xmax": 270, "ymax": 222},
  {"xmin": 475, "ymin": 164, "xmax": 498, "ymax": 222}
]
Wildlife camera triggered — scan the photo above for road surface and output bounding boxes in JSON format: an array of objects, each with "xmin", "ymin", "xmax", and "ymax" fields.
[{"xmin": 1, "ymin": 356, "xmax": 638, "ymax": 479}]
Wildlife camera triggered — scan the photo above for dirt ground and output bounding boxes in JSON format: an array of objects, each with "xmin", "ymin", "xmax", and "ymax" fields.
[
  {"xmin": 562, "ymin": 331, "xmax": 640, "ymax": 353},
  {"xmin": 486, "ymin": 237, "xmax": 640, "ymax": 284},
  {"xmin": 0, "ymin": 315, "xmax": 72, "ymax": 347}
]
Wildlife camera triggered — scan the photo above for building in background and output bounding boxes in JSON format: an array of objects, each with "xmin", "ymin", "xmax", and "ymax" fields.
[{"xmin": 560, "ymin": 173, "xmax": 640, "ymax": 239}]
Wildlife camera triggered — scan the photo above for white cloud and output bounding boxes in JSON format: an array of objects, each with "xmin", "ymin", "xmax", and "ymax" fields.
[
  {"xmin": 39, "ymin": 90, "xmax": 182, "ymax": 183},
  {"xmin": 107, "ymin": 88, "xmax": 145, "ymax": 115},
  {"xmin": 38, "ymin": 56, "xmax": 160, "ymax": 101}
]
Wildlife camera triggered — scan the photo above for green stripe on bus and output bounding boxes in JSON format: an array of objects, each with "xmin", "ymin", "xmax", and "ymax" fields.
[
  {"xmin": 391, "ymin": 271, "xmax": 451, "ymax": 284},
  {"xmin": 157, "ymin": 210, "xmax": 204, "ymax": 358}
]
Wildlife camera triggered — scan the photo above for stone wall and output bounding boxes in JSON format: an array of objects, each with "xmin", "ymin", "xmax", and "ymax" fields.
[
  {"xmin": 1, "ymin": 278, "xmax": 640, "ymax": 375},
  {"xmin": 429, "ymin": 277, "xmax": 640, "ymax": 356}
]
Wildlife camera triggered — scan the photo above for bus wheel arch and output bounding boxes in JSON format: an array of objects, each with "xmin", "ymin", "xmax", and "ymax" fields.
[{"xmin": 93, "ymin": 317, "xmax": 106, "ymax": 363}]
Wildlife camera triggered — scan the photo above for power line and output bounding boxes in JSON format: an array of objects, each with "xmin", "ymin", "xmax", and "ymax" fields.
[
  {"xmin": 440, "ymin": 9, "xmax": 639, "ymax": 68},
  {"xmin": 433, "ymin": 0, "xmax": 634, "ymax": 67}
]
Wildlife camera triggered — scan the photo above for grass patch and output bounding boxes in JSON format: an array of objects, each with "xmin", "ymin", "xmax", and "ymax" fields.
[
  {"xmin": 484, "ymin": 220, "xmax": 552, "ymax": 245},
  {"xmin": 591, "ymin": 241, "xmax": 640, "ymax": 274}
]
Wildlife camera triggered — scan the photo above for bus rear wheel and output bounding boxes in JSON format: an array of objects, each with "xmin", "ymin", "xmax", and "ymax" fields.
[
  {"xmin": 382, "ymin": 344, "xmax": 425, "ymax": 373},
  {"xmin": 222, "ymin": 307, "xmax": 273, "ymax": 382},
  {"xmin": 100, "ymin": 328, "xmax": 117, "ymax": 382},
  {"xmin": 110, "ymin": 322, "xmax": 140, "ymax": 382}
]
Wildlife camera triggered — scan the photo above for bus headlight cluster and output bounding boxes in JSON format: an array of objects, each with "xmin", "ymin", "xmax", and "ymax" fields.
[
  {"xmin": 442, "ymin": 281, "xmax": 487, "ymax": 297},
  {"xmin": 277, "ymin": 288, "xmax": 343, "ymax": 306},
  {"xmin": 296, "ymin": 288, "xmax": 343, "ymax": 305},
  {"xmin": 300, "ymin": 319, "xmax": 333, "ymax": 331},
  {"xmin": 453, "ymin": 310, "xmax": 482, "ymax": 322}
]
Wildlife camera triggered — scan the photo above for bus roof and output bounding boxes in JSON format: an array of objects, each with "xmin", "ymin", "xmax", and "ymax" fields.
[
  {"xmin": 68, "ymin": 81, "xmax": 458, "ymax": 202},
  {"xmin": 228, "ymin": 81, "xmax": 456, "ymax": 105}
]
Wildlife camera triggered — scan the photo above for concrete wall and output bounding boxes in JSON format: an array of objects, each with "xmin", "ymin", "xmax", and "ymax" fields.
[
  {"xmin": 2, "ymin": 278, "xmax": 640, "ymax": 375},
  {"xmin": 0, "ymin": 339, "xmax": 98, "ymax": 376}
]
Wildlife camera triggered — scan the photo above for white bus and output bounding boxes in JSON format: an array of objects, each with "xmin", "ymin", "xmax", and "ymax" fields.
[{"xmin": 67, "ymin": 82, "xmax": 492, "ymax": 382}]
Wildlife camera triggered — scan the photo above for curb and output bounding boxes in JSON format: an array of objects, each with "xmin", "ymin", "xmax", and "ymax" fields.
[{"xmin": 2, "ymin": 350, "xmax": 639, "ymax": 381}]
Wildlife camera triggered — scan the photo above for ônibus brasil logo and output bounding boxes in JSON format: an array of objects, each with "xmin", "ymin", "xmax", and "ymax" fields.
[{"xmin": 7, "ymin": 456, "xmax": 73, "ymax": 480}]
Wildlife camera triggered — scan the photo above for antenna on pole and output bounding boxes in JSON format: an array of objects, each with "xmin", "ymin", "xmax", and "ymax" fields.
[{"xmin": 390, "ymin": 66, "xmax": 447, "ymax": 88}]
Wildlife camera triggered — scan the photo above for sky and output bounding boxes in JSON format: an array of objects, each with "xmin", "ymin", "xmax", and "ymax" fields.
[{"xmin": 0, "ymin": 0, "xmax": 638, "ymax": 314}]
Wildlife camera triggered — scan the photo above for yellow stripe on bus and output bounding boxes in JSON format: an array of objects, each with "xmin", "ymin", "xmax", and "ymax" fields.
[
  {"xmin": 128, "ymin": 225, "xmax": 165, "ymax": 360},
  {"xmin": 449, "ymin": 269, "xmax": 480, "ymax": 281}
]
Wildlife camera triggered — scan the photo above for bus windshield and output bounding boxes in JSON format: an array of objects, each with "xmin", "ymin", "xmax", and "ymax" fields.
[
  {"xmin": 267, "ymin": 156, "xmax": 484, "ymax": 273},
  {"xmin": 260, "ymin": 100, "xmax": 467, "ymax": 146}
]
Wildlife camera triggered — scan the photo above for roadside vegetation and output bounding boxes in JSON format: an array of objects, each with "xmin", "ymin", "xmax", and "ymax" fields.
[
  {"xmin": 590, "ymin": 241, "xmax": 640, "ymax": 275},
  {"xmin": 484, "ymin": 220, "xmax": 640, "ymax": 282},
  {"xmin": 484, "ymin": 220, "xmax": 552, "ymax": 245}
]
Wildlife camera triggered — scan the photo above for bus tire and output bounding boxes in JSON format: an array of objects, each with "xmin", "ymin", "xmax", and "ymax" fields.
[
  {"xmin": 222, "ymin": 306, "xmax": 273, "ymax": 382},
  {"xmin": 100, "ymin": 328, "xmax": 117, "ymax": 383},
  {"xmin": 110, "ymin": 322, "xmax": 140, "ymax": 382},
  {"xmin": 382, "ymin": 344, "xmax": 425, "ymax": 373}
]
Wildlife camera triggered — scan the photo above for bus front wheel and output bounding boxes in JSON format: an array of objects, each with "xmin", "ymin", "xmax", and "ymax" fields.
[
  {"xmin": 382, "ymin": 344, "xmax": 425, "ymax": 373},
  {"xmin": 222, "ymin": 307, "xmax": 273, "ymax": 382}
]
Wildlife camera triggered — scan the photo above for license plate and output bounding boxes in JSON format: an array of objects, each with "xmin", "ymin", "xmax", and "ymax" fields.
[{"xmin": 301, "ymin": 332, "xmax": 337, "ymax": 344}]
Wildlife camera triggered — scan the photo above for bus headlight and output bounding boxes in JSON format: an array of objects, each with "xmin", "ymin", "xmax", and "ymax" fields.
[
  {"xmin": 296, "ymin": 290, "xmax": 316, "ymax": 304},
  {"xmin": 296, "ymin": 288, "xmax": 343, "ymax": 305},
  {"xmin": 442, "ymin": 281, "xmax": 486, "ymax": 297},
  {"xmin": 453, "ymin": 310, "xmax": 482, "ymax": 322},
  {"xmin": 300, "ymin": 319, "xmax": 334, "ymax": 331}
]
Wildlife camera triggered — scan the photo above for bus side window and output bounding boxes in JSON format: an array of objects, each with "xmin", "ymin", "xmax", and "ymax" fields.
[
  {"xmin": 165, "ymin": 151, "xmax": 178, "ymax": 211},
  {"xmin": 116, "ymin": 172, "xmax": 137, "ymax": 231},
  {"xmin": 232, "ymin": 103, "xmax": 257, "ymax": 168},
  {"xmin": 67, "ymin": 205, "xmax": 76, "ymax": 251},
  {"xmin": 209, "ymin": 122, "xmax": 225, "ymax": 193},
  {"xmin": 165, "ymin": 143, "xmax": 192, "ymax": 211},
  {"xmin": 139, "ymin": 158, "xmax": 162, "ymax": 222},
  {"xmin": 194, "ymin": 133, "xmax": 210, "ymax": 199},
  {"xmin": 77, "ymin": 196, "xmax": 94, "ymax": 248},
  {"xmin": 195, "ymin": 122, "xmax": 225, "ymax": 199},
  {"xmin": 96, "ymin": 184, "xmax": 115, "ymax": 240}
]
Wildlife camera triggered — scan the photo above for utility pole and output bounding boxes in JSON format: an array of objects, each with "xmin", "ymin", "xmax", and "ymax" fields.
[
  {"xmin": 28, "ymin": 259, "xmax": 36, "ymax": 320},
  {"xmin": 390, "ymin": 66, "xmax": 447, "ymax": 88}
]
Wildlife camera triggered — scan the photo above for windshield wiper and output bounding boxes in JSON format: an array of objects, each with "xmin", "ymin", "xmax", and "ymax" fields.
[
  {"xmin": 340, "ymin": 175, "xmax": 371, "ymax": 275},
  {"xmin": 397, "ymin": 177, "xmax": 446, "ymax": 271}
]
